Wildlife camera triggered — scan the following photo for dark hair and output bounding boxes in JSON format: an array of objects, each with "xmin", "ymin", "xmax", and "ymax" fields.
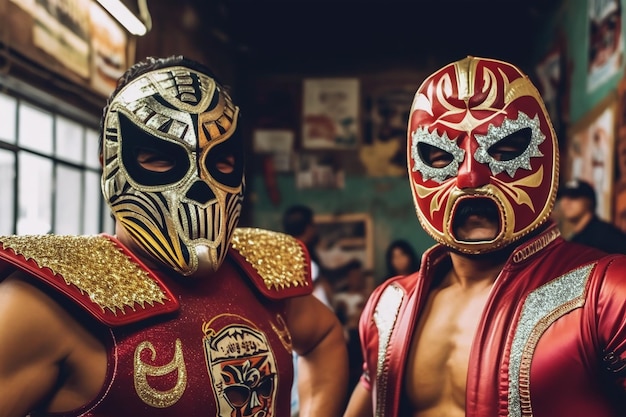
[
  {"xmin": 282, "ymin": 205, "xmax": 314, "ymax": 237},
  {"xmin": 385, "ymin": 239, "xmax": 420, "ymax": 278},
  {"xmin": 98, "ymin": 55, "xmax": 221, "ymax": 154}
]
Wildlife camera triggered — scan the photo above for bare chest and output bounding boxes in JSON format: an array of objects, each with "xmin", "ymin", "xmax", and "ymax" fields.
[{"xmin": 404, "ymin": 286, "xmax": 491, "ymax": 416}]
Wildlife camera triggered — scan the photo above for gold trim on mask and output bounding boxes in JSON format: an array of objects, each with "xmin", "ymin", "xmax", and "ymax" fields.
[
  {"xmin": 410, "ymin": 57, "xmax": 560, "ymax": 254},
  {"xmin": 102, "ymin": 65, "xmax": 244, "ymax": 276}
]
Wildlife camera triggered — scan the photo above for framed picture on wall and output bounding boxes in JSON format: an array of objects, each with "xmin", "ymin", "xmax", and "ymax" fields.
[
  {"xmin": 613, "ymin": 77, "xmax": 626, "ymax": 231},
  {"xmin": 587, "ymin": 0, "xmax": 623, "ymax": 92},
  {"xmin": 294, "ymin": 152, "xmax": 345, "ymax": 189},
  {"xmin": 253, "ymin": 129, "xmax": 295, "ymax": 172},
  {"xmin": 313, "ymin": 213, "xmax": 373, "ymax": 274},
  {"xmin": 564, "ymin": 92, "xmax": 618, "ymax": 221},
  {"xmin": 302, "ymin": 78, "xmax": 360, "ymax": 149},
  {"xmin": 90, "ymin": 2, "xmax": 128, "ymax": 96},
  {"xmin": 360, "ymin": 81, "xmax": 416, "ymax": 177},
  {"xmin": 534, "ymin": 34, "xmax": 569, "ymax": 145}
]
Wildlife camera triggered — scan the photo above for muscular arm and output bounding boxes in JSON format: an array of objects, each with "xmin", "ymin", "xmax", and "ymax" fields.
[
  {"xmin": 344, "ymin": 382, "xmax": 373, "ymax": 417},
  {"xmin": 0, "ymin": 274, "xmax": 69, "ymax": 417},
  {"xmin": 286, "ymin": 294, "xmax": 349, "ymax": 417},
  {"xmin": 0, "ymin": 272, "xmax": 106, "ymax": 417}
]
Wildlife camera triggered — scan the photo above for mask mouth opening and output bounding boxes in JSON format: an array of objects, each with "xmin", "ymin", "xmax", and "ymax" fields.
[{"xmin": 451, "ymin": 197, "xmax": 501, "ymax": 243}]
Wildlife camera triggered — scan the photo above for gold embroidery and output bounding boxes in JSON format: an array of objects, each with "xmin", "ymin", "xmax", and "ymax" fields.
[
  {"xmin": 231, "ymin": 228, "xmax": 309, "ymax": 290},
  {"xmin": 512, "ymin": 227, "xmax": 560, "ymax": 263},
  {"xmin": 134, "ymin": 339, "xmax": 187, "ymax": 408},
  {"xmin": 493, "ymin": 166, "xmax": 544, "ymax": 212},
  {"xmin": 0, "ymin": 235, "xmax": 168, "ymax": 313}
]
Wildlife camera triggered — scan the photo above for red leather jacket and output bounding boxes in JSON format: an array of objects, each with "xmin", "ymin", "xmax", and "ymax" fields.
[
  {"xmin": 359, "ymin": 222, "xmax": 626, "ymax": 416},
  {"xmin": 0, "ymin": 228, "xmax": 312, "ymax": 417}
]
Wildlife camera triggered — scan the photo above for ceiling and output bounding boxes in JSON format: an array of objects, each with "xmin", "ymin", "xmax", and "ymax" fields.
[{"xmin": 198, "ymin": 0, "xmax": 564, "ymax": 75}]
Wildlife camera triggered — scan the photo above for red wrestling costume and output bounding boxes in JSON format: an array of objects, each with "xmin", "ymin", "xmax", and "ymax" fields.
[
  {"xmin": 0, "ymin": 228, "xmax": 311, "ymax": 416},
  {"xmin": 0, "ymin": 57, "xmax": 318, "ymax": 417},
  {"xmin": 357, "ymin": 57, "xmax": 626, "ymax": 416},
  {"xmin": 359, "ymin": 222, "xmax": 626, "ymax": 416}
]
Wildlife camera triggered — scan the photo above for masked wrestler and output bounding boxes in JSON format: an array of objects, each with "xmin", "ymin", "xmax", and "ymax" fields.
[
  {"xmin": 0, "ymin": 56, "xmax": 348, "ymax": 417},
  {"xmin": 344, "ymin": 56, "xmax": 626, "ymax": 417}
]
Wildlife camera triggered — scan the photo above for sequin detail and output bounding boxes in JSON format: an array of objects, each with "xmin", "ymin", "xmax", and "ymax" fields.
[
  {"xmin": 134, "ymin": 338, "xmax": 188, "ymax": 408},
  {"xmin": 373, "ymin": 284, "xmax": 405, "ymax": 417},
  {"xmin": 474, "ymin": 111, "xmax": 545, "ymax": 177},
  {"xmin": 410, "ymin": 127, "xmax": 465, "ymax": 183},
  {"xmin": 508, "ymin": 263, "xmax": 592, "ymax": 417},
  {"xmin": 0, "ymin": 235, "xmax": 168, "ymax": 313},
  {"xmin": 230, "ymin": 228, "xmax": 309, "ymax": 290}
]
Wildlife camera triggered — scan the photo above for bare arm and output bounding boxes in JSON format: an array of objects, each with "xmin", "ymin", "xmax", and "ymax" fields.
[
  {"xmin": 344, "ymin": 381, "xmax": 373, "ymax": 417},
  {"xmin": 286, "ymin": 294, "xmax": 349, "ymax": 417},
  {"xmin": 0, "ymin": 274, "xmax": 69, "ymax": 417},
  {"xmin": 0, "ymin": 273, "xmax": 106, "ymax": 417}
]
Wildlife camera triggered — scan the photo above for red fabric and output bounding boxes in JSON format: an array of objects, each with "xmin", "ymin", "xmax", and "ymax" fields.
[
  {"xmin": 0, "ymin": 235, "xmax": 309, "ymax": 416},
  {"xmin": 359, "ymin": 224, "xmax": 626, "ymax": 416},
  {"xmin": 0, "ymin": 235, "xmax": 179, "ymax": 326},
  {"xmin": 63, "ymin": 258, "xmax": 295, "ymax": 417},
  {"xmin": 407, "ymin": 57, "xmax": 558, "ymax": 253}
]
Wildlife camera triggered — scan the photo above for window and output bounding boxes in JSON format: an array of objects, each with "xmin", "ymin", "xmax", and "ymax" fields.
[
  {"xmin": 0, "ymin": 150, "xmax": 15, "ymax": 234},
  {"xmin": 0, "ymin": 90, "xmax": 109, "ymax": 235}
]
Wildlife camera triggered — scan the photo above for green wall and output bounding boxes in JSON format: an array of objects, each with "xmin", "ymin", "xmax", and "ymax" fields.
[
  {"xmin": 545, "ymin": 0, "xmax": 626, "ymax": 123},
  {"xmin": 248, "ymin": 175, "xmax": 435, "ymax": 283},
  {"xmin": 248, "ymin": 0, "xmax": 626, "ymax": 282}
]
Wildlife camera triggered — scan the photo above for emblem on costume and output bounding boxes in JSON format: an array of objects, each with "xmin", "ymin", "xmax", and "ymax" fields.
[
  {"xmin": 203, "ymin": 315, "xmax": 278, "ymax": 417},
  {"xmin": 134, "ymin": 338, "xmax": 188, "ymax": 408}
]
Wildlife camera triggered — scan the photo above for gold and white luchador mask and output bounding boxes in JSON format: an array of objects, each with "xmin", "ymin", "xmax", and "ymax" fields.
[{"xmin": 102, "ymin": 61, "xmax": 244, "ymax": 275}]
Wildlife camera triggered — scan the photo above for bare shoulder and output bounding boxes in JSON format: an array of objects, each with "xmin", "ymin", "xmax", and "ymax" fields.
[
  {"xmin": 0, "ymin": 271, "xmax": 87, "ymax": 415},
  {"xmin": 0, "ymin": 271, "xmax": 75, "ymax": 362},
  {"xmin": 284, "ymin": 294, "xmax": 341, "ymax": 352}
]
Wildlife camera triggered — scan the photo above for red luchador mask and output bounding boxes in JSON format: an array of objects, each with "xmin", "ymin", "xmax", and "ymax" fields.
[{"xmin": 408, "ymin": 56, "xmax": 559, "ymax": 254}]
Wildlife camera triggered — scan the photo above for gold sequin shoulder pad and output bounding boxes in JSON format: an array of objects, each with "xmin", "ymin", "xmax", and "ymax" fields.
[
  {"xmin": 229, "ymin": 228, "xmax": 312, "ymax": 300},
  {"xmin": 0, "ymin": 234, "xmax": 179, "ymax": 326}
]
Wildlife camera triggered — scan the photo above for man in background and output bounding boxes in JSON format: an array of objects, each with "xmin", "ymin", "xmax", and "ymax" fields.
[
  {"xmin": 557, "ymin": 178, "xmax": 626, "ymax": 254},
  {"xmin": 282, "ymin": 204, "xmax": 333, "ymax": 307},
  {"xmin": 282, "ymin": 204, "xmax": 337, "ymax": 416}
]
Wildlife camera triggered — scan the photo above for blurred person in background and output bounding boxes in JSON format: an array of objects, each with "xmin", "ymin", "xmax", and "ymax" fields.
[
  {"xmin": 282, "ymin": 204, "xmax": 333, "ymax": 307},
  {"xmin": 557, "ymin": 178, "xmax": 626, "ymax": 254},
  {"xmin": 282, "ymin": 204, "xmax": 336, "ymax": 416},
  {"xmin": 384, "ymin": 239, "xmax": 421, "ymax": 280},
  {"xmin": 332, "ymin": 259, "xmax": 368, "ymax": 400}
]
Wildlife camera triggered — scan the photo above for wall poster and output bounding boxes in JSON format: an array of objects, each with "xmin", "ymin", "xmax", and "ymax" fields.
[
  {"xmin": 564, "ymin": 93, "xmax": 618, "ymax": 221},
  {"xmin": 360, "ymin": 82, "xmax": 416, "ymax": 177},
  {"xmin": 302, "ymin": 78, "xmax": 359, "ymax": 149},
  {"xmin": 587, "ymin": 0, "xmax": 623, "ymax": 92},
  {"xmin": 313, "ymin": 212, "xmax": 373, "ymax": 273}
]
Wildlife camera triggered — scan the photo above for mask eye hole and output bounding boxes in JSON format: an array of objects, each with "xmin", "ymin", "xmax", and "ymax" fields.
[
  {"xmin": 487, "ymin": 127, "xmax": 531, "ymax": 161},
  {"xmin": 418, "ymin": 142, "xmax": 454, "ymax": 168},
  {"xmin": 135, "ymin": 147, "xmax": 177, "ymax": 172},
  {"xmin": 216, "ymin": 153, "xmax": 236, "ymax": 174}
]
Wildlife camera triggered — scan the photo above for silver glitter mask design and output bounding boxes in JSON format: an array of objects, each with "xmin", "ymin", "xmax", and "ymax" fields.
[
  {"xmin": 474, "ymin": 111, "xmax": 545, "ymax": 177},
  {"xmin": 102, "ymin": 65, "xmax": 244, "ymax": 276},
  {"xmin": 411, "ymin": 127, "xmax": 466, "ymax": 183}
]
